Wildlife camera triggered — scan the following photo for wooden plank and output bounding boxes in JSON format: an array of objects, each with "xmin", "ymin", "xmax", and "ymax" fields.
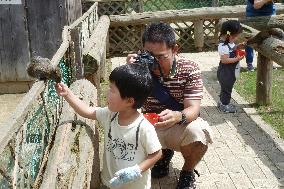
[
  {"xmin": 0, "ymin": 81, "xmax": 45, "ymax": 155},
  {"xmin": 0, "ymin": 4, "xmax": 30, "ymax": 82},
  {"xmin": 26, "ymin": 0, "xmax": 82, "ymax": 59},
  {"xmin": 71, "ymin": 28, "xmax": 84, "ymax": 79},
  {"xmin": 83, "ymin": 15, "xmax": 110, "ymax": 59},
  {"xmin": 39, "ymin": 79, "xmax": 99, "ymax": 189},
  {"xmin": 110, "ymin": 4, "xmax": 284, "ymax": 26}
]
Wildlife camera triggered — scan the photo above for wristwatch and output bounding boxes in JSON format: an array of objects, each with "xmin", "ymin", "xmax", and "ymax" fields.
[{"xmin": 178, "ymin": 111, "xmax": 187, "ymax": 125}]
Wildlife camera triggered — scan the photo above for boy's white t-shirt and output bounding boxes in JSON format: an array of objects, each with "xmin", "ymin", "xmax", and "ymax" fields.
[{"xmin": 95, "ymin": 107, "xmax": 162, "ymax": 189}]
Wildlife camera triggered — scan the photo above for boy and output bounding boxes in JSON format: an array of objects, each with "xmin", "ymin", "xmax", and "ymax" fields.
[{"xmin": 55, "ymin": 63, "xmax": 162, "ymax": 189}]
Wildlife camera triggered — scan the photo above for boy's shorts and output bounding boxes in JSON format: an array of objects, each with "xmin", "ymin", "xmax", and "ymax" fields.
[{"xmin": 155, "ymin": 117, "xmax": 213, "ymax": 151}]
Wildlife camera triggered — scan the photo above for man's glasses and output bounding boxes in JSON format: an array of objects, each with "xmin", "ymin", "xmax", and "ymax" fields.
[
  {"xmin": 154, "ymin": 53, "xmax": 171, "ymax": 60},
  {"xmin": 152, "ymin": 51, "xmax": 173, "ymax": 61}
]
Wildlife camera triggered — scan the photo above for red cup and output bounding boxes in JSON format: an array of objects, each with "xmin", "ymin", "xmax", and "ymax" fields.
[
  {"xmin": 143, "ymin": 113, "xmax": 160, "ymax": 125},
  {"xmin": 235, "ymin": 49, "xmax": 246, "ymax": 57}
]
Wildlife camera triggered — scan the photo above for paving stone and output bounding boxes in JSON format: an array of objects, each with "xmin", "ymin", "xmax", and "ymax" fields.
[{"xmin": 229, "ymin": 170, "xmax": 254, "ymax": 189}]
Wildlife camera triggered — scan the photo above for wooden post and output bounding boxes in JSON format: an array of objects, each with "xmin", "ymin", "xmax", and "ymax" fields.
[
  {"xmin": 256, "ymin": 53, "xmax": 273, "ymax": 105},
  {"xmin": 212, "ymin": 0, "xmax": 219, "ymax": 7},
  {"xmin": 138, "ymin": 0, "xmax": 144, "ymax": 12},
  {"xmin": 194, "ymin": 20, "xmax": 204, "ymax": 52},
  {"xmin": 71, "ymin": 28, "xmax": 84, "ymax": 79}
]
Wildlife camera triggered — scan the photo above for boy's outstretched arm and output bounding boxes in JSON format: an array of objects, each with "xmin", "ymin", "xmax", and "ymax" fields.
[{"xmin": 55, "ymin": 83, "xmax": 97, "ymax": 120}]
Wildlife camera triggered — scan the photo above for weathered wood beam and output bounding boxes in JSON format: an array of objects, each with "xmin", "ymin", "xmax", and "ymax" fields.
[
  {"xmin": 83, "ymin": 15, "xmax": 110, "ymax": 59},
  {"xmin": 240, "ymin": 25, "xmax": 284, "ymax": 67},
  {"xmin": 239, "ymin": 14, "xmax": 284, "ymax": 31},
  {"xmin": 240, "ymin": 24, "xmax": 283, "ymax": 105},
  {"xmin": 83, "ymin": 15, "xmax": 110, "ymax": 94},
  {"xmin": 110, "ymin": 4, "xmax": 284, "ymax": 26},
  {"xmin": 39, "ymin": 79, "xmax": 99, "ymax": 189},
  {"xmin": 0, "ymin": 81, "xmax": 45, "ymax": 155}
]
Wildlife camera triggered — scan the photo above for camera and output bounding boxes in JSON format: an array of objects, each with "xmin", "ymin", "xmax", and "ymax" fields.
[{"xmin": 134, "ymin": 51, "xmax": 159, "ymax": 72}]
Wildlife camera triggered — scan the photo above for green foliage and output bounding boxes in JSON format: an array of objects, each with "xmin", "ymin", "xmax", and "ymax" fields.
[
  {"xmin": 143, "ymin": 0, "xmax": 246, "ymax": 12},
  {"xmin": 235, "ymin": 68, "xmax": 284, "ymax": 138}
]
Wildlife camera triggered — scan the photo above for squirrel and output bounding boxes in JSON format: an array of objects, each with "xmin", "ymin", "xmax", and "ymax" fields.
[{"xmin": 27, "ymin": 56, "xmax": 61, "ymax": 83}]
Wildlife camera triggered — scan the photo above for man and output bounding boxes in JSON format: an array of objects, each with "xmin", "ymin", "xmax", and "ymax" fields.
[{"xmin": 127, "ymin": 22, "xmax": 213, "ymax": 189}]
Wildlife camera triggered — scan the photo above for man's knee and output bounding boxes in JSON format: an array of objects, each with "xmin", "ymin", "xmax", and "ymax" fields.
[{"xmin": 181, "ymin": 118, "xmax": 213, "ymax": 146}]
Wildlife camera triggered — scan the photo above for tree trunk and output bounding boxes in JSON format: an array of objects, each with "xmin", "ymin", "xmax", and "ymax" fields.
[{"xmin": 256, "ymin": 54, "xmax": 273, "ymax": 105}]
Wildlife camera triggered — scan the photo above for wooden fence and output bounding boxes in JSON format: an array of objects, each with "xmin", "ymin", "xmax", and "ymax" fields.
[
  {"xmin": 108, "ymin": 5, "xmax": 284, "ymax": 56},
  {"xmin": 0, "ymin": 2, "xmax": 108, "ymax": 188},
  {"xmin": 92, "ymin": 0, "xmax": 246, "ymax": 16},
  {"xmin": 0, "ymin": 0, "xmax": 81, "ymax": 88}
]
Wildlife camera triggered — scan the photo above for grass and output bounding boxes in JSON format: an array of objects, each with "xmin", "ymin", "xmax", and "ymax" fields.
[{"xmin": 234, "ymin": 68, "xmax": 284, "ymax": 138}]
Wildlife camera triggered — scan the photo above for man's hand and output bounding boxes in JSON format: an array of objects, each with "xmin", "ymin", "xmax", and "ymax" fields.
[
  {"xmin": 126, "ymin": 53, "xmax": 138, "ymax": 64},
  {"xmin": 154, "ymin": 109, "xmax": 181, "ymax": 128},
  {"xmin": 55, "ymin": 83, "xmax": 69, "ymax": 97},
  {"xmin": 109, "ymin": 165, "xmax": 142, "ymax": 187}
]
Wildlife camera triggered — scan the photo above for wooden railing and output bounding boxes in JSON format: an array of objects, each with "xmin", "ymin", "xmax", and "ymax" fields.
[
  {"xmin": 0, "ymin": 2, "xmax": 106, "ymax": 188},
  {"xmin": 108, "ymin": 5, "xmax": 284, "ymax": 55},
  {"xmin": 89, "ymin": 0, "xmax": 246, "ymax": 16}
]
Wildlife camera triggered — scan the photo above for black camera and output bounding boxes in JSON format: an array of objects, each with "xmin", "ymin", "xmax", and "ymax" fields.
[{"xmin": 134, "ymin": 51, "xmax": 159, "ymax": 72}]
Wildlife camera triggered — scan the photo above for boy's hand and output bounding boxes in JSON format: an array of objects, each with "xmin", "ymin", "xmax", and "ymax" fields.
[
  {"xmin": 109, "ymin": 164, "xmax": 142, "ymax": 187},
  {"xmin": 55, "ymin": 83, "xmax": 69, "ymax": 97},
  {"xmin": 126, "ymin": 53, "xmax": 138, "ymax": 64}
]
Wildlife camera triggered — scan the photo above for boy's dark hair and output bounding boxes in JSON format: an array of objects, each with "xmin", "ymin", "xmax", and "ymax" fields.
[
  {"xmin": 109, "ymin": 63, "xmax": 153, "ymax": 109},
  {"xmin": 142, "ymin": 22, "xmax": 176, "ymax": 48},
  {"xmin": 219, "ymin": 20, "xmax": 243, "ymax": 45}
]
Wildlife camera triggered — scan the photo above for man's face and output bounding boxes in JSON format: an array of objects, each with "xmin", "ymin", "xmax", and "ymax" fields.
[{"xmin": 143, "ymin": 42, "xmax": 177, "ymax": 76}]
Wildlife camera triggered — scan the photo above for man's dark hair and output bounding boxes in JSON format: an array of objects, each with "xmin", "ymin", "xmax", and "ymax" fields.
[
  {"xmin": 142, "ymin": 22, "xmax": 176, "ymax": 48},
  {"xmin": 109, "ymin": 63, "xmax": 153, "ymax": 109}
]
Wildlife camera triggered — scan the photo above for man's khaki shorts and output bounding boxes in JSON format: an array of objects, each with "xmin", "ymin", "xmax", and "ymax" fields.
[{"xmin": 155, "ymin": 117, "xmax": 213, "ymax": 151}]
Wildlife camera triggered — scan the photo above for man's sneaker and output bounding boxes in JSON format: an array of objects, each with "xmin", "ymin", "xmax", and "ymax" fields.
[
  {"xmin": 218, "ymin": 102, "xmax": 237, "ymax": 113},
  {"xmin": 176, "ymin": 170, "xmax": 196, "ymax": 189},
  {"xmin": 151, "ymin": 149, "xmax": 174, "ymax": 178}
]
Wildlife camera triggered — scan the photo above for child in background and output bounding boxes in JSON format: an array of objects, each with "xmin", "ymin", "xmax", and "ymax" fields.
[
  {"xmin": 246, "ymin": 0, "xmax": 276, "ymax": 71},
  {"xmin": 217, "ymin": 20, "xmax": 245, "ymax": 113},
  {"xmin": 55, "ymin": 63, "xmax": 162, "ymax": 189}
]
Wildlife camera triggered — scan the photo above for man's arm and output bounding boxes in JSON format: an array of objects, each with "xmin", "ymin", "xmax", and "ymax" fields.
[
  {"xmin": 155, "ymin": 99, "xmax": 201, "ymax": 128},
  {"xmin": 181, "ymin": 99, "xmax": 201, "ymax": 123},
  {"xmin": 55, "ymin": 83, "xmax": 97, "ymax": 120}
]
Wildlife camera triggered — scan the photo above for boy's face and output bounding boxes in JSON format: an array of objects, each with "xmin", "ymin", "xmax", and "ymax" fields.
[
  {"xmin": 144, "ymin": 42, "xmax": 178, "ymax": 76},
  {"xmin": 107, "ymin": 82, "xmax": 133, "ymax": 112}
]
